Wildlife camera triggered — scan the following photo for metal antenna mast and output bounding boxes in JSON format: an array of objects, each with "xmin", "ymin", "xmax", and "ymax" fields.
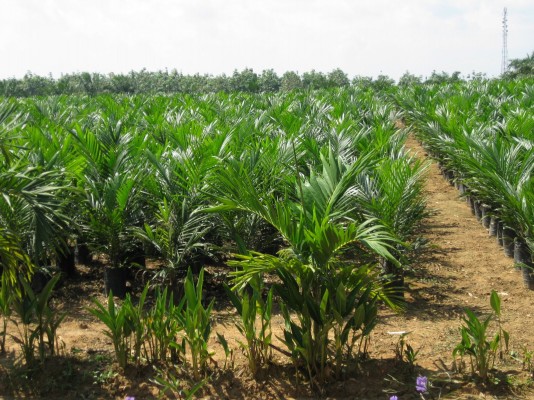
[{"xmin": 501, "ymin": 7, "xmax": 508, "ymax": 74}]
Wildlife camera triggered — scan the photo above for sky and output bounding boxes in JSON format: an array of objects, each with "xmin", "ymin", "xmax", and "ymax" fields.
[{"xmin": 0, "ymin": 0, "xmax": 533, "ymax": 81}]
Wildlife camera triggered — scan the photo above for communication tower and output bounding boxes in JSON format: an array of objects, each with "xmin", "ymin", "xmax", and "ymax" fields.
[{"xmin": 501, "ymin": 8, "xmax": 508, "ymax": 74}]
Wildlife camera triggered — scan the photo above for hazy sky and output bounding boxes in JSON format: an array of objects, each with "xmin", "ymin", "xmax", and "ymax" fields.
[{"xmin": 1, "ymin": 0, "xmax": 533, "ymax": 80}]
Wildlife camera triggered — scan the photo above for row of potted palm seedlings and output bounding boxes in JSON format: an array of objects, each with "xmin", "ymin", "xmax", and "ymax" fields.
[
  {"xmin": 397, "ymin": 79, "xmax": 534, "ymax": 290},
  {"xmin": 0, "ymin": 87, "xmax": 428, "ymax": 385}
]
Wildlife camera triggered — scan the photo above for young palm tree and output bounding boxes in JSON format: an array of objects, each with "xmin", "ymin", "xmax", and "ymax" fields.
[
  {"xmin": 0, "ymin": 170, "xmax": 67, "ymax": 293},
  {"xmin": 136, "ymin": 144, "xmax": 213, "ymax": 288},
  {"xmin": 70, "ymin": 109, "xmax": 146, "ymax": 297},
  {"xmin": 400, "ymin": 79, "xmax": 534, "ymax": 289},
  {"xmin": 0, "ymin": 100, "xmax": 71, "ymax": 290},
  {"xmin": 353, "ymin": 155, "xmax": 428, "ymax": 294},
  {"xmin": 207, "ymin": 145, "xmax": 400, "ymax": 385}
]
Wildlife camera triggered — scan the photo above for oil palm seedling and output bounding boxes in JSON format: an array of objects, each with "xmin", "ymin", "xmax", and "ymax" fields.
[
  {"xmin": 19, "ymin": 107, "xmax": 87, "ymax": 276},
  {"xmin": 353, "ymin": 155, "xmax": 428, "ymax": 296},
  {"xmin": 224, "ymin": 273, "xmax": 273, "ymax": 376},
  {"xmin": 401, "ymin": 79, "xmax": 534, "ymax": 290},
  {"xmin": 0, "ymin": 116, "xmax": 72, "ymax": 292},
  {"xmin": 136, "ymin": 145, "xmax": 213, "ymax": 289},
  {"xmin": 208, "ymin": 145, "xmax": 401, "ymax": 387},
  {"xmin": 10, "ymin": 274, "xmax": 66, "ymax": 367},
  {"xmin": 71, "ymin": 112, "xmax": 147, "ymax": 297},
  {"xmin": 453, "ymin": 291, "xmax": 508, "ymax": 381}
]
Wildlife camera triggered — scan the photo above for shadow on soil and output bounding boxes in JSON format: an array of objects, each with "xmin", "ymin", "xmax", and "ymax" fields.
[
  {"xmin": 396, "ymin": 220, "xmax": 489, "ymax": 322},
  {"xmin": 0, "ymin": 353, "xmax": 110, "ymax": 400},
  {"xmin": 205, "ymin": 357, "xmax": 472, "ymax": 399}
]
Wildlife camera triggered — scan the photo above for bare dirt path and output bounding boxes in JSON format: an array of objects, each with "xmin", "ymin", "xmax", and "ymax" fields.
[{"xmin": 368, "ymin": 136, "xmax": 534, "ymax": 397}]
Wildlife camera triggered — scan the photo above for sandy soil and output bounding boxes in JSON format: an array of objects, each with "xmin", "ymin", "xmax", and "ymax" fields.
[{"xmin": 1, "ymin": 137, "xmax": 533, "ymax": 399}]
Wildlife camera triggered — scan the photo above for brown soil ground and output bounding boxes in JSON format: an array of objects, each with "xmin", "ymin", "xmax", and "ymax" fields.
[{"xmin": 1, "ymin": 137, "xmax": 533, "ymax": 399}]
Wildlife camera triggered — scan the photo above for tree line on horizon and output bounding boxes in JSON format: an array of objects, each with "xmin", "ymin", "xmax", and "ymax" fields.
[
  {"xmin": 0, "ymin": 52, "xmax": 532, "ymax": 98},
  {"xmin": 0, "ymin": 68, "xmax": 463, "ymax": 98}
]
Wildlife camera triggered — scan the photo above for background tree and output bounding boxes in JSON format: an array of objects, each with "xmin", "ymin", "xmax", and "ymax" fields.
[
  {"xmin": 327, "ymin": 68, "xmax": 350, "ymax": 88},
  {"xmin": 397, "ymin": 72, "xmax": 422, "ymax": 87},
  {"xmin": 78, "ymin": 72, "xmax": 108, "ymax": 96},
  {"xmin": 302, "ymin": 70, "xmax": 328, "ymax": 90},
  {"xmin": 425, "ymin": 70, "xmax": 463, "ymax": 85},
  {"xmin": 280, "ymin": 71, "xmax": 303, "ymax": 91},
  {"xmin": 231, "ymin": 68, "xmax": 259, "ymax": 93},
  {"xmin": 208, "ymin": 74, "xmax": 232, "ymax": 93},
  {"xmin": 109, "ymin": 73, "xmax": 135, "ymax": 94},
  {"xmin": 258, "ymin": 69, "xmax": 281, "ymax": 92},
  {"xmin": 505, "ymin": 52, "xmax": 534, "ymax": 78},
  {"xmin": 20, "ymin": 73, "xmax": 54, "ymax": 97},
  {"xmin": 372, "ymin": 74, "xmax": 395, "ymax": 91},
  {"xmin": 351, "ymin": 75, "xmax": 374, "ymax": 90}
]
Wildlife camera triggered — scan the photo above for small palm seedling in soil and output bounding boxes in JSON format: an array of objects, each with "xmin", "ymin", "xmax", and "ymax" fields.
[
  {"xmin": 10, "ymin": 275, "xmax": 65, "ymax": 367},
  {"xmin": 489, "ymin": 289, "xmax": 509, "ymax": 360},
  {"xmin": 404, "ymin": 344, "xmax": 420, "ymax": 374},
  {"xmin": 88, "ymin": 291, "xmax": 138, "ymax": 369},
  {"xmin": 224, "ymin": 272, "xmax": 273, "ymax": 376},
  {"xmin": 142, "ymin": 286, "xmax": 184, "ymax": 364},
  {"xmin": 152, "ymin": 366, "xmax": 207, "ymax": 400},
  {"xmin": 511, "ymin": 346, "xmax": 534, "ymax": 379},
  {"xmin": 521, "ymin": 348, "xmax": 533, "ymax": 378},
  {"xmin": 89, "ymin": 282, "xmax": 188, "ymax": 369},
  {"xmin": 88, "ymin": 268, "xmax": 215, "ymax": 378},
  {"xmin": 394, "ymin": 332, "xmax": 420, "ymax": 373},
  {"xmin": 453, "ymin": 291, "xmax": 508, "ymax": 382},
  {"xmin": 0, "ymin": 273, "xmax": 12, "ymax": 354},
  {"xmin": 216, "ymin": 332, "xmax": 234, "ymax": 370},
  {"xmin": 176, "ymin": 268, "xmax": 214, "ymax": 381}
]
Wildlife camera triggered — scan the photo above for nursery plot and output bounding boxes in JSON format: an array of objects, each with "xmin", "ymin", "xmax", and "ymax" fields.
[
  {"xmin": 0, "ymin": 86, "xmax": 533, "ymax": 399},
  {"xmin": 2, "ymin": 144, "xmax": 533, "ymax": 398}
]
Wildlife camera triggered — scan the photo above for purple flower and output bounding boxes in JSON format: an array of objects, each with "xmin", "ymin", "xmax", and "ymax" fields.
[
  {"xmin": 125, "ymin": 397, "xmax": 135, "ymax": 400},
  {"xmin": 416, "ymin": 375, "xmax": 428, "ymax": 393},
  {"xmin": 390, "ymin": 396, "xmax": 399, "ymax": 400}
]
